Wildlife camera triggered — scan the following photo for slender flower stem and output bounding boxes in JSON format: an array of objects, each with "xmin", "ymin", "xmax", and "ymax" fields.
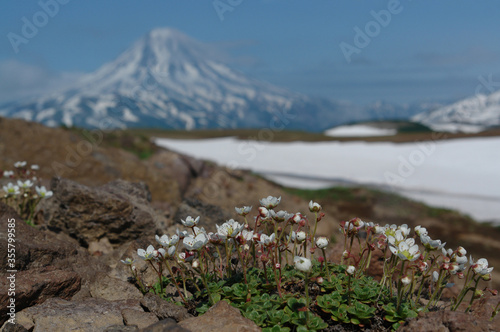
[
  {"xmin": 164, "ymin": 260, "xmax": 187, "ymax": 305},
  {"xmin": 235, "ymin": 241, "xmax": 248, "ymax": 284},
  {"xmin": 148, "ymin": 261, "xmax": 164, "ymax": 294},
  {"xmin": 311, "ymin": 212, "xmax": 319, "ymax": 243},
  {"xmin": 271, "ymin": 254, "xmax": 282, "ymax": 297},
  {"xmin": 304, "ymin": 272, "xmax": 310, "ymax": 327},
  {"xmin": 321, "ymin": 248, "xmax": 332, "ymax": 282},
  {"xmin": 396, "ymin": 261, "xmax": 407, "ymax": 311},
  {"xmin": 347, "ymin": 273, "xmax": 352, "ymax": 306},
  {"xmin": 198, "ymin": 254, "xmax": 215, "ymax": 305},
  {"xmin": 465, "ymin": 277, "xmax": 481, "ymax": 313}
]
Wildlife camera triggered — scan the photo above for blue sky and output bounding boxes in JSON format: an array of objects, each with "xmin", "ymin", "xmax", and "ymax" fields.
[{"xmin": 1, "ymin": 0, "xmax": 499, "ymax": 105}]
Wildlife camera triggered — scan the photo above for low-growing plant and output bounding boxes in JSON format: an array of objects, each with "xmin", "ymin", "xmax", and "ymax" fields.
[
  {"xmin": 122, "ymin": 196, "xmax": 497, "ymax": 330},
  {"xmin": 1, "ymin": 161, "xmax": 53, "ymax": 225}
]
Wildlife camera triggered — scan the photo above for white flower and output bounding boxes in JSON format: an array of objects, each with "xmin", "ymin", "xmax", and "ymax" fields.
[
  {"xmin": 401, "ymin": 275, "xmax": 411, "ymax": 285},
  {"xmin": 390, "ymin": 239, "xmax": 420, "ymax": 261},
  {"xmin": 235, "ymin": 206, "xmax": 252, "ymax": 216},
  {"xmin": 309, "ymin": 200, "xmax": 321, "ymax": 212},
  {"xmin": 35, "ymin": 186, "xmax": 53, "ymax": 198},
  {"xmin": 287, "ymin": 231, "xmax": 297, "ymax": 242},
  {"xmin": 399, "ymin": 224, "xmax": 411, "ymax": 237},
  {"xmin": 270, "ymin": 210, "xmax": 288, "ymax": 221},
  {"xmin": 365, "ymin": 221, "xmax": 375, "ymax": 228},
  {"xmin": 454, "ymin": 256, "xmax": 467, "ymax": 265},
  {"xmin": 473, "ymin": 258, "xmax": 494, "ymax": 275},
  {"xmin": 414, "ymin": 225, "xmax": 428, "ymax": 237},
  {"xmin": 292, "ymin": 213, "xmax": 302, "ymax": 224},
  {"xmin": 181, "ymin": 216, "xmax": 200, "ymax": 227},
  {"xmin": 258, "ymin": 206, "xmax": 270, "ymax": 218},
  {"xmin": 183, "ymin": 233, "xmax": 209, "ymax": 251},
  {"xmin": 346, "ymin": 265, "xmax": 356, "ymax": 275},
  {"xmin": 120, "ymin": 258, "xmax": 134, "ymax": 265},
  {"xmin": 420, "ymin": 235, "xmax": 446, "ymax": 251},
  {"xmin": 3, "ymin": 183, "xmax": 20, "ymax": 196},
  {"xmin": 178, "ymin": 252, "xmax": 194, "ymax": 262},
  {"xmin": 3, "ymin": 170, "xmax": 13, "ymax": 178},
  {"xmin": 457, "ymin": 246, "xmax": 467, "ymax": 257},
  {"xmin": 258, "ymin": 233, "xmax": 276, "ymax": 246},
  {"xmin": 17, "ymin": 180, "xmax": 34, "ymax": 189},
  {"xmin": 176, "ymin": 228, "xmax": 189, "ymax": 239},
  {"xmin": 316, "ymin": 237, "xmax": 329, "ymax": 249},
  {"xmin": 442, "ymin": 248, "xmax": 453, "ymax": 257},
  {"xmin": 14, "ymin": 161, "xmax": 26, "ymax": 168},
  {"xmin": 208, "ymin": 232, "xmax": 224, "ymax": 244},
  {"xmin": 294, "ymin": 256, "xmax": 312, "ymax": 272},
  {"xmin": 166, "ymin": 246, "xmax": 176, "ymax": 257},
  {"xmin": 137, "ymin": 245, "xmax": 156, "ymax": 261},
  {"xmin": 259, "ymin": 195, "xmax": 281, "ymax": 209},
  {"xmin": 240, "ymin": 229, "xmax": 254, "ymax": 242},
  {"xmin": 387, "ymin": 230, "xmax": 405, "ymax": 247},
  {"xmin": 153, "ymin": 248, "xmax": 166, "ymax": 259},
  {"xmin": 216, "ymin": 219, "xmax": 244, "ymax": 239},
  {"xmin": 432, "ymin": 271, "xmax": 439, "ymax": 283},
  {"xmin": 155, "ymin": 234, "xmax": 179, "ymax": 247},
  {"xmin": 296, "ymin": 231, "xmax": 307, "ymax": 242},
  {"xmin": 374, "ymin": 225, "xmax": 386, "ymax": 234},
  {"xmin": 31, "ymin": 164, "xmax": 40, "ymax": 170},
  {"xmin": 193, "ymin": 226, "xmax": 207, "ymax": 235},
  {"xmin": 383, "ymin": 224, "xmax": 398, "ymax": 237}
]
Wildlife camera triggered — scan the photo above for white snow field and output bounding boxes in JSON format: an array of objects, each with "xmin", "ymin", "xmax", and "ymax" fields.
[
  {"xmin": 155, "ymin": 136, "xmax": 500, "ymax": 224},
  {"xmin": 324, "ymin": 124, "xmax": 397, "ymax": 137}
]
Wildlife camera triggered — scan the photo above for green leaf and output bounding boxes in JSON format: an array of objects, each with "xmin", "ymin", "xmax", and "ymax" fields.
[{"xmin": 296, "ymin": 325, "xmax": 309, "ymax": 332}]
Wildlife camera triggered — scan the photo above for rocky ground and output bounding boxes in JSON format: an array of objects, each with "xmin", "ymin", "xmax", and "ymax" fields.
[{"xmin": 0, "ymin": 117, "xmax": 499, "ymax": 331}]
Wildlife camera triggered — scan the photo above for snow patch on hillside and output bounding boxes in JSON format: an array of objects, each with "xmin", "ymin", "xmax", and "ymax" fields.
[
  {"xmin": 155, "ymin": 136, "xmax": 500, "ymax": 224},
  {"xmin": 325, "ymin": 124, "xmax": 397, "ymax": 137}
]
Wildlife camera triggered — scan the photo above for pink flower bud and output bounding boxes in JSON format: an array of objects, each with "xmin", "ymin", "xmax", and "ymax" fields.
[{"xmin": 275, "ymin": 263, "xmax": 281, "ymax": 269}]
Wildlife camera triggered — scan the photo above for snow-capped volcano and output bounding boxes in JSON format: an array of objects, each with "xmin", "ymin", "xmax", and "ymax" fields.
[
  {"xmin": 0, "ymin": 28, "xmax": 338, "ymax": 130},
  {"xmin": 412, "ymin": 90, "xmax": 500, "ymax": 133}
]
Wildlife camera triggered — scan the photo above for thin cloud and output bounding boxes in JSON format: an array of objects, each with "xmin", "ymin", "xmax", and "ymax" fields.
[
  {"xmin": 0, "ymin": 59, "xmax": 82, "ymax": 103},
  {"xmin": 415, "ymin": 47, "xmax": 499, "ymax": 67}
]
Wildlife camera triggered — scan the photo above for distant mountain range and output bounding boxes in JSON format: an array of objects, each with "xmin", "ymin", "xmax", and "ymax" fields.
[
  {"xmin": 1, "ymin": 27, "xmax": 498, "ymax": 132},
  {"xmin": 412, "ymin": 90, "xmax": 500, "ymax": 133}
]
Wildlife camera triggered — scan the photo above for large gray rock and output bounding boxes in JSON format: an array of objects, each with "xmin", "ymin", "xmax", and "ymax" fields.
[
  {"xmin": 122, "ymin": 308, "xmax": 159, "ymax": 329},
  {"xmin": 178, "ymin": 301, "xmax": 260, "ymax": 332},
  {"xmin": 0, "ymin": 267, "xmax": 81, "ymax": 317},
  {"xmin": 141, "ymin": 319, "xmax": 191, "ymax": 332},
  {"xmin": 38, "ymin": 178, "xmax": 166, "ymax": 246},
  {"xmin": 89, "ymin": 273, "xmax": 143, "ymax": 301},
  {"xmin": 0, "ymin": 203, "xmax": 80, "ymax": 271},
  {"xmin": 148, "ymin": 151, "xmax": 205, "ymax": 198},
  {"xmin": 140, "ymin": 293, "xmax": 192, "ymax": 322},
  {"xmin": 11, "ymin": 297, "xmax": 146, "ymax": 332},
  {"xmin": 0, "ymin": 203, "xmax": 86, "ymax": 326}
]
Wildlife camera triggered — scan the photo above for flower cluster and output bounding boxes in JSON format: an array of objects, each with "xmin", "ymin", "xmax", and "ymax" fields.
[
  {"xmin": 1, "ymin": 161, "xmax": 53, "ymax": 225},
  {"xmin": 341, "ymin": 220, "xmax": 496, "ymax": 313},
  {"xmin": 121, "ymin": 196, "xmax": 496, "ymax": 330},
  {"xmin": 124, "ymin": 196, "xmax": 327, "ymax": 301}
]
